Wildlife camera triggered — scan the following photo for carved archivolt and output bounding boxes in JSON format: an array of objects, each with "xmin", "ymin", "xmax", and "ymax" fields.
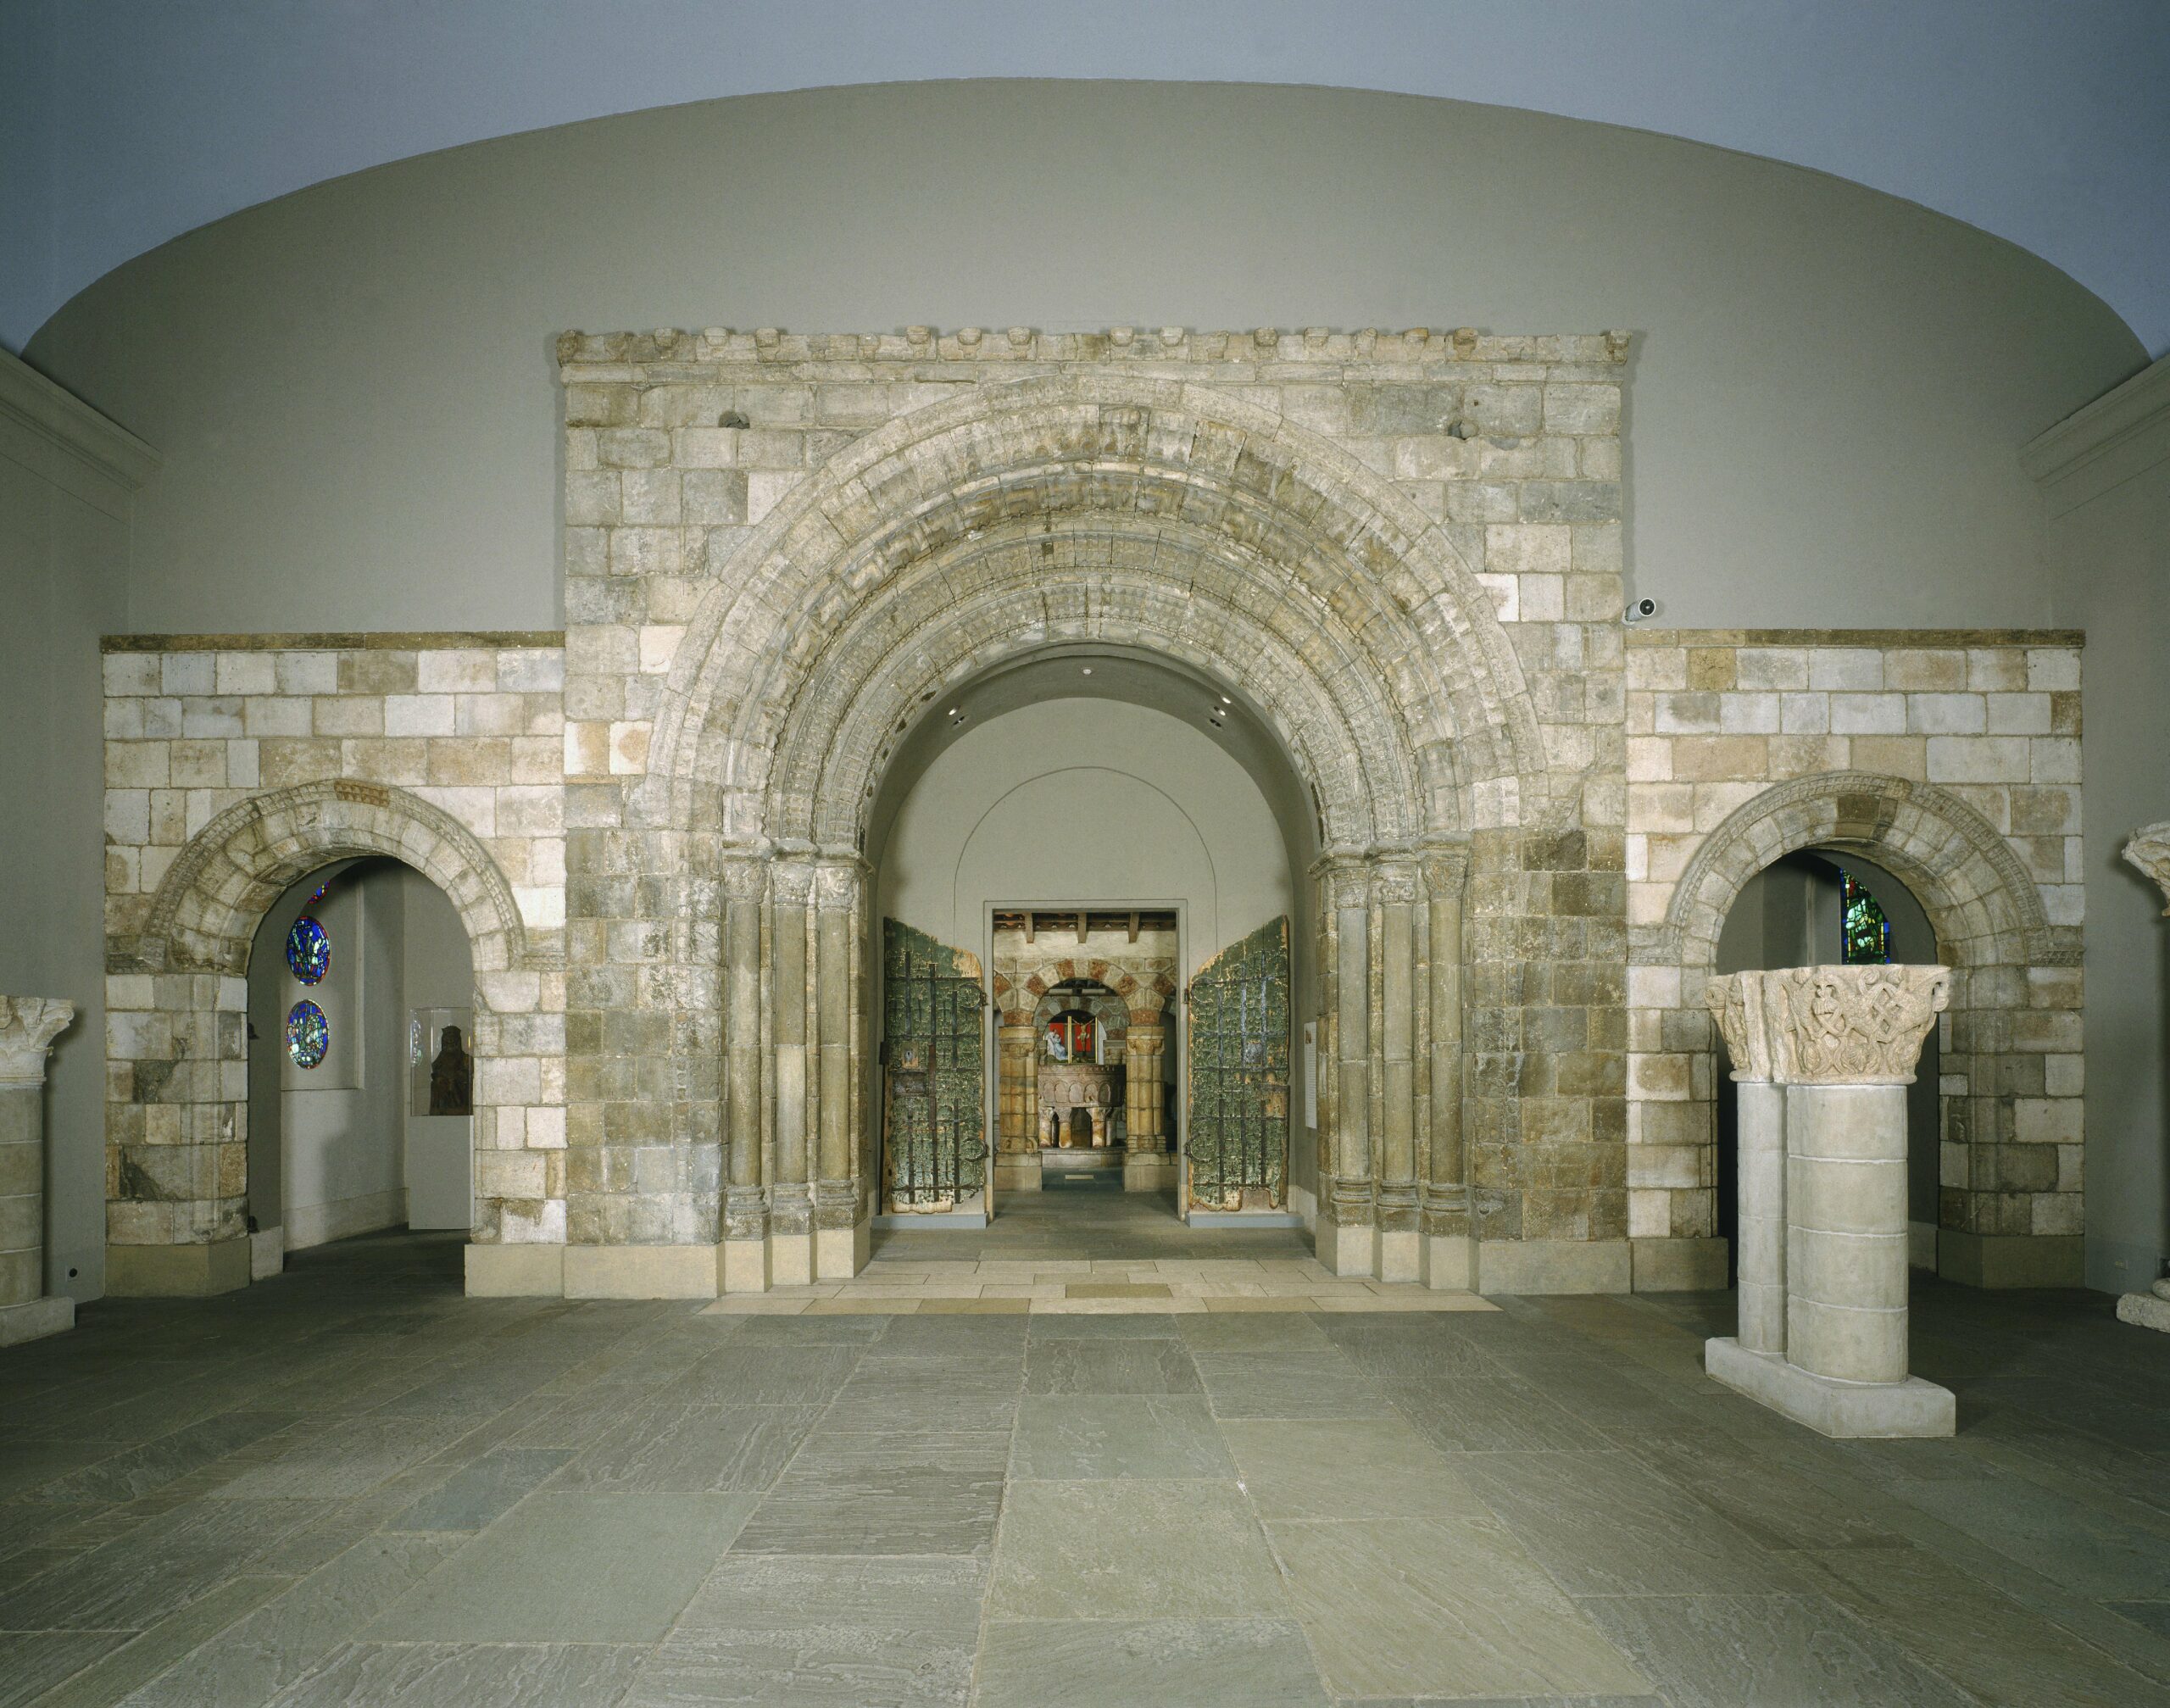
[
  {"xmin": 134, "ymin": 779, "xmax": 539, "ymax": 976},
  {"xmin": 645, "ymin": 372, "xmax": 1551, "ymax": 848},
  {"xmin": 1652, "ymin": 771, "xmax": 2068, "ymax": 970},
  {"xmin": 1706, "ymin": 966, "xmax": 1950, "ymax": 1086}
]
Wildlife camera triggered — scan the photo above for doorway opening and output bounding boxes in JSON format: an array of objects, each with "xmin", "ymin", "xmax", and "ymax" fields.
[
  {"xmin": 865, "ymin": 648, "xmax": 1316, "ymax": 1256},
  {"xmin": 243, "ymin": 855, "xmax": 476, "ymax": 1278},
  {"xmin": 1712, "ymin": 850, "xmax": 1940, "ymax": 1282}
]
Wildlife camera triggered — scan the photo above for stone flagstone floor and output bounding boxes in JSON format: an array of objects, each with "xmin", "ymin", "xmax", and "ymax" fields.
[{"xmin": 6, "ymin": 1228, "xmax": 2170, "ymax": 1704}]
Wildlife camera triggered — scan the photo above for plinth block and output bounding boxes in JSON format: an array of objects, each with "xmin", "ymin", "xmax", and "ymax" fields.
[{"xmin": 1705, "ymin": 1336, "xmax": 1953, "ymax": 1438}]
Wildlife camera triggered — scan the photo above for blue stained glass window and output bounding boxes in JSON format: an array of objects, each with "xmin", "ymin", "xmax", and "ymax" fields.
[
  {"xmin": 286, "ymin": 916, "xmax": 331, "ymax": 984},
  {"xmin": 1840, "ymin": 873, "xmax": 1891, "ymax": 965},
  {"xmin": 287, "ymin": 1000, "xmax": 330, "ymax": 1069}
]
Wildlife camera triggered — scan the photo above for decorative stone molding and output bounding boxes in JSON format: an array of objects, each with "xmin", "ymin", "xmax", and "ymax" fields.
[
  {"xmin": 0, "ymin": 997, "xmax": 75, "ymax": 1087},
  {"xmin": 1713, "ymin": 966, "xmax": 1949, "ymax": 1087},
  {"xmin": 2123, "ymin": 823, "xmax": 2170, "ymax": 914}
]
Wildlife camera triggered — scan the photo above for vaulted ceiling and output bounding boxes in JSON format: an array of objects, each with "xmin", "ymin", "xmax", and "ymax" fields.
[{"xmin": 4, "ymin": 0, "xmax": 2166, "ymax": 356}]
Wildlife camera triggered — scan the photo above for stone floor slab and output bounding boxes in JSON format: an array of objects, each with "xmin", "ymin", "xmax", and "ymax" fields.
[
  {"xmin": 987, "ymin": 1479, "xmax": 1287, "ymax": 1619},
  {"xmin": 975, "ymin": 1616, "xmax": 1329, "ymax": 1708}
]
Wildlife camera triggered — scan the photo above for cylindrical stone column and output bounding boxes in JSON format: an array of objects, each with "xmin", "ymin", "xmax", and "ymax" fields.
[
  {"xmin": 1124, "ymin": 1017, "xmax": 1165, "ymax": 1153},
  {"xmin": 812, "ymin": 859, "xmax": 861, "ymax": 1277},
  {"xmin": 1375, "ymin": 858, "xmax": 1422, "ymax": 1282},
  {"xmin": 720, "ymin": 855, "xmax": 771, "ymax": 1290},
  {"xmin": 768, "ymin": 860, "xmax": 815, "ymax": 1284},
  {"xmin": 1705, "ymin": 971, "xmax": 1784, "ymax": 1355},
  {"xmin": 1767, "ymin": 965, "xmax": 1949, "ymax": 1385},
  {"xmin": 0, "ymin": 996, "xmax": 76, "ymax": 1346},
  {"xmin": 1420, "ymin": 843, "xmax": 1470, "ymax": 1284},
  {"xmin": 1316, "ymin": 854, "xmax": 1375, "ymax": 1271}
]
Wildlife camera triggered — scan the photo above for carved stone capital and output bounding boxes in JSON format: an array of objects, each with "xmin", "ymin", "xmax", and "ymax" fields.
[
  {"xmin": 2124, "ymin": 823, "xmax": 2170, "ymax": 915},
  {"xmin": 768, "ymin": 858, "xmax": 816, "ymax": 906},
  {"xmin": 719, "ymin": 856, "xmax": 769, "ymax": 904},
  {"xmin": 1371, "ymin": 859, "xmax": 1421, "ymax": 908},
  {"xmin": 1704, "ymin": 972, "xmax": 1778, "ymax": 1082},
  {"xmin": 1740, "ymin": 965, "xmax": 1950, "ymax": 1086},
  {"xmin": 0, "ymin": 997, "xmax": 75, "ymax": 1087},
  {"xmin": 814, "ymin": 860, "xmax": 862, "ymax": 913}
]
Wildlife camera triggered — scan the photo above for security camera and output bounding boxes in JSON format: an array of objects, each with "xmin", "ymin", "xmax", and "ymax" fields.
[{"xmin": 1624, "ymin": 597, "xmax": 1658, "ymax": 623}]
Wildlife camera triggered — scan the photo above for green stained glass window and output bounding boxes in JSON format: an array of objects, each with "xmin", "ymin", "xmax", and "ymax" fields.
[{"xmin": 1841, "ymin": 872, "xmax": 1891, "ymax": 965}]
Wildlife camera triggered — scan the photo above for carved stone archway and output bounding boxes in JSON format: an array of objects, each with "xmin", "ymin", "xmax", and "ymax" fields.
[
  {"xmin": 106, "ymin": 780, "xmax": 556, "ymax": 1294},
  {"xmin": 1634, "ymin": 771, "xmax": 2083, "ymax": 1288},
  {"xmin": 575, "ymin": 368, "xmax": 1561, "ymax": 1288}
]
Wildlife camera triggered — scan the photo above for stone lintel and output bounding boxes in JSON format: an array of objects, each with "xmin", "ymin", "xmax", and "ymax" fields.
[
  {"xmin": 1625, "ymin": 626, "xmax": 2084, "ymax": 651},
  {"xmin": 102, "ymin": 631, "xmax": 565, "ymax": 653},
  {"xmin": 1705, "ymin": 1337, "xmax": 1954, "ymax": 1438}
]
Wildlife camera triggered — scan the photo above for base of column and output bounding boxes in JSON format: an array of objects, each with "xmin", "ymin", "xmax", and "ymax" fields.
[
  {"xmin": 1705, "ymin": 1336, "xmax": 1954, "ymax": 1438},
  {"xmin": 1122, "ymin": 1154, "xmax": 1177, "ymax": 1193},
  {"xmin": 1374, "ymin": 1227, "xmax": 1420, "ymax": 1285},
  {"xmin": 568, "ymin": 1243, "xmax": 721, "ymax": 1299},
  {"xmin": 1313, "ymin": 1214, "xmax": 1376, "ymax": 1277},
  {"xmin": 769, "ymin": 1229, "xmax": 814, "ymax": 1288},
  {"xmin": 465, "ymin": 1242, "xmax": 565, "ymax": 1296},
  {"xmin": 1629, "ymin": 1235, "xmax": 1730, "ymax": 1292},
  {"xmin": 1938, "ymin": 1230, "xmax": 2084, "ymax": 1289},
  {"xmin": 2117, "ymin": 1290, "xmax": 2170, "ymax": 1333},
  {"xmin": 1420, "ymin": 1232, "xmax": 1475, "ymax": 1290},
  {"xmin": 105, "ymin": 1237, "xmax": 251, "ymax": 1297},
  {"xmin": 721, "ymin": 1236, "xmax": 771, "ymax": 1294},
  {"xmin": 0, "ymin": 1294, "xmax": 73, "ymax": 1347},
  {"xmin": 1474, "ymin": 1238, "xmax": 1631, "ymax": 1295},
  {"xmin": 816, "ymin": 1219, "xmax": 869, "ymax": 1280},
  {"xmin": 250, "ymin": 1227, "xmax": 284, "ymax": 1280},
  {"xmin": 993, "ymin": 1153, "xmax": 1043, "ymax": 1193}
]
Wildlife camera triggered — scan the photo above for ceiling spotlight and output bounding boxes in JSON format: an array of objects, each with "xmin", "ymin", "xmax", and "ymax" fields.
[
  {"xmin": 949, "ymin": 708, "xmax": 960, "ymax": 716},
  {"xmin": 1081, "ymin": 667, "xmax": 1093, "ymax": 676},
  {"xmin": 1220, "ymin": 694, "xmax": 1232, "ymax": 704}
]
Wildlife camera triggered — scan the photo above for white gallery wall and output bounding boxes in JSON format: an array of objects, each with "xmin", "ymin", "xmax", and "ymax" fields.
[{"xmin": 3, "ymin": 81, "xmax": 2162, "ymax": 1292}]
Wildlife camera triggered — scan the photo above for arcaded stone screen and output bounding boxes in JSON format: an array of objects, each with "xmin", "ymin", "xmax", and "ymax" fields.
[
  {"xmin": 1625, "ymin": 630, "xmax": 2084, "ymax": 1287},
  {"xmin": 92, "ymin": 329, "xmax": 2086, "ymax": 1295},
  {"xmin": 99, "ymin": 637, "xmax": 566, "ymax": 1271}
]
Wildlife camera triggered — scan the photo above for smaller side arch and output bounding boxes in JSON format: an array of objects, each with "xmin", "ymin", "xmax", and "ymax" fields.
[
  {"xmin": 105, "ymin": 780, "xmax": 562, "ymax": 1294},
  {"xmin": 1629, "ymin": 770, "xmax": 2084, "ymax": 1287},
  {"xmin": 132, "ymin": 779, "xmax": 541, "ymax": 976}
]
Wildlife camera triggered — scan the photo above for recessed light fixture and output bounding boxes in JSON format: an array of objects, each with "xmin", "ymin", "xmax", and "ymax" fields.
[
  {"xmin": 949, "ymin": 708, "xmax": 960, "ymax": 716},
  {"xmin": 1081, "ymin": 667, "xmax": 1093, "ymax": 676},
  {"xmin": 1220, "ymin": 694, "xmax": 1232, "ymax": 704}
]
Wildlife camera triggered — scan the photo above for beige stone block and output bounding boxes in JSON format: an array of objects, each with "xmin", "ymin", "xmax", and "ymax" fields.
[
  {"xmin": 1985, "ymin": 693, "xmax": 2052, "ymax": 736},
  {"xmin": 1625, "ymin": 648, "xmax": 1687, "ymax": 691},
  {"xmin": 259, "ymin": 738, "xmax": 342, "ymax": 787},
  {"xmin": 107, "ymin": 743, "xmax": 170, "ymax": 788},
  {"xmin": 1906, "ymin": 693, "xmax": 1985, "ymax": 734},
  {"xmin": 416, "ymin": 649, "xmax": 498, "ymax": 693},
  {"xmin": 1484, "ymin": 523, "xmax": 1571, "ymax": 576},
  {"xmin": 1668, "ymin": 737, "xmax": 1767, "ymax": 782},
  {"xmin": 159, "ymin": 654, "xmax": 214, "ymax": 695},
  {"xmin": 2028, "ymin": 737, "xmax": 2082, "ymax": 783},
  {"xmin": 2014, "ymin": 1097, "xmax": 2083, "ymax": 1145},
  {"xmin": 465, "ymin": 1242, "xmax": 565, "ymax": 1296},
  {"xmin": 2027, "ymin": 648, "xmax": 2081, "ymax": 692},
  {"xmin": 311, "ymin": 695, "xmax": 384, "ymax": 737},
  {"xmin": 1925, "ymin": 736, "xmax": 2030, "ymax": 784},
  {"xmin": 103, "ymin": 653, "xmax": 161, "ymax": 695},
  {"xmin": 1476, "ymin": 1238, "xmax": 1631, "ymax": 1295},
  {"xmin": 1829, "ymin": 693, "xmax": 1904, "ymax": 735},
  {"xmin": 385, "ymin": 694, "xmax": 457, "ymax": 737},
  {"xmin": 1808, "ymin": 649, "xmax": 1883, "ymax": 691},
  {"xmin": 1966, "ymin": 648, "xmax": 2029, "ymax": 692},
  {"xmin": 214, "ymin": 653, "xmax": 278, "ymax": 696},
  {"xmin": 566, "ymin": 1243, "xmax": 718, "ymax": 1299},
  {"xmin": 1845, "ymin": 736, "xmax": 1926, "ymax": 780},
  {"xmin": 337, "ymin": 737, "xmax": 427, "ymax": 783},
  {"xmin": 608, "ymin": 721, "xmax": 652, "ymax": 775},
  {"xmin": 1883, "ymin": 649, "xmax": 1966, "ymax": 691},
  {"xmin": 1735, "ymin": 648, "xmax": 1810, "ymax": 691}
]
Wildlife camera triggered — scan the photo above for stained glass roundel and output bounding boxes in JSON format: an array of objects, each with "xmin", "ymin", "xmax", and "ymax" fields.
[
  {"xmin": 286, "ymin": 1000, "xmax": 330, "ymax": 1070},
  {"xmin": 285, "ymin": 915, "xmax": 331, "ymax": 984}
]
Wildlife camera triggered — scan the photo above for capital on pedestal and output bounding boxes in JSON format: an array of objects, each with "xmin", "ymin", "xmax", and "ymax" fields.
[
  {"xmin": 0, "ymin": 997, "xmax": 75, "ymax": 1087},
  {"xmin": 1714, "ymin": 965, "xmax": 1949, "ymax": 1086},
  {"xmin": 2124, "ymin": 823, "xmax": 2170, "ymax": 914}
]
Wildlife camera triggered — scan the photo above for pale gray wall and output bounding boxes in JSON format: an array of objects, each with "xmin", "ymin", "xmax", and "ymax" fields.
[
  {"xmin": 8, "ymin": 81, "xmax": 2159, "ymax": 1285},
  {"xmin": 0, "ymin": 367, "xmax": 130, "ymax": 1304},
  {"xmin": 2045, "ymin": 409, "xmax": 2170, "ymax": 1294},
  {"xmin": 400, "ymin": 867, "xmax": 474, "ymax": 1231}
]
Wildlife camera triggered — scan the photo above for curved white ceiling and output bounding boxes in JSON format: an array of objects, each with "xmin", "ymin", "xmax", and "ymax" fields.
[{"xmin": 4, "ymin": 0, "xmax": 2167, "ymax": 357}]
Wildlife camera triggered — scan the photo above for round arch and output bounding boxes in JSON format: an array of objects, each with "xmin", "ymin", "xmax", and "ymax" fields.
[
  {"xmin": 105, "ymin": 780, "xmax": 554, "ymax": 1293},
  {"xmin": 1633, "ymin": 770, "xmax": 2084, "ymax": 1283},
  {"xmin": 647, "ymin": 370, "xmax": 1552, "ymax": 842}
]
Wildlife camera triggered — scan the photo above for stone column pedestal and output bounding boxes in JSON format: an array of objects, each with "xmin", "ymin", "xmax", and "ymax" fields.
[
  {"xmin": 0, "ymin": 997, "xmax": 76, "ymax": 1348},
  {"xmin": 1702, "ymin": 966, "xmax": 1955, "ymax": 1438},
  {"xmin": 2117, "ymin": 826, "xmax": 2170, "ymax": 1330}
]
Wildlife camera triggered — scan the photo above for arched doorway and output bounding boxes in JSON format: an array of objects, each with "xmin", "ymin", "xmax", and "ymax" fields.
[
  {"xmin": 104, "ymin": 780, "xmax": 544, "ymax": 1294},
  {"xmin": 623, "ymin": 372, "xmax": 1558, "ymax": 1290},
  {"xmin": 242, "ymin": 856, "xmax": 476, "ymax": 1278},
  {"xmin": 1641, "ymin": 771, "xmax": 2084, "ymax": 1289}
]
